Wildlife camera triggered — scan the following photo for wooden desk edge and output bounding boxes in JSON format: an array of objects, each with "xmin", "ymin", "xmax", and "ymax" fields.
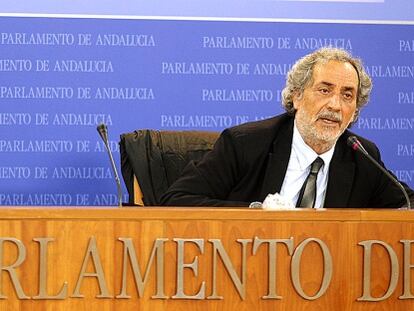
[{"xmin": 0, "ymin": 206, "xmax": 413, "ymax": 222}]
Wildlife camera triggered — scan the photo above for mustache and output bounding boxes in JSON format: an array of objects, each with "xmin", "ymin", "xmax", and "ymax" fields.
[{"xmin": 317, "ymin": 111, "xmax": 342, "ymax": 122}]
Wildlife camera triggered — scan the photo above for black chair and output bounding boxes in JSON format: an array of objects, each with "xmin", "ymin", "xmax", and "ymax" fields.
[{"xmin": 119, "ymin": 129, "xmax": 219, "ymax": 206}]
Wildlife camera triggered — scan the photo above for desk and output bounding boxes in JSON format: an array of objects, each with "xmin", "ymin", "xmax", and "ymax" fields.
[{"xmin": 0, "ymin": 207, "xmax": 413, "ymax": 310}]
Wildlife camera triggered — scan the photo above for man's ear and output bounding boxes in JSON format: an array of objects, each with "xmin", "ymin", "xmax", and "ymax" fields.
[
  {"xmin": 351, "ymin": 108, "xmax": 359, "ymax": 122},
  {"xmin": 292, "ymin": 92, "xmax": 302, "ymax": 110}
]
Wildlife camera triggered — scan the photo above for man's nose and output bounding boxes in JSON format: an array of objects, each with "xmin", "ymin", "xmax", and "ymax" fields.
[{"xmin": 326, "ymin": 94, "xmax": 341, "ymax": 110}]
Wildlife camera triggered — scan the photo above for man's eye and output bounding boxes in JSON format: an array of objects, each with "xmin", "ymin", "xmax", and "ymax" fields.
[
  {"xmin": 319, "ymin": 88, "xmax": 329, "ymax": 94},
  {"xmin": 343, "ymin": 92, "xmax": 354, "ymax": 100}
]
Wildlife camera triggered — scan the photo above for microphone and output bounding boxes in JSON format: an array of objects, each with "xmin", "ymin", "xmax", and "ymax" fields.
[
  {"xmin": 347, "ymin": 136, "xmax": 411, "ymax": 210},
  {"xmin": 97, "ymin": 123, "xmax": 123, "ymax": 207}
]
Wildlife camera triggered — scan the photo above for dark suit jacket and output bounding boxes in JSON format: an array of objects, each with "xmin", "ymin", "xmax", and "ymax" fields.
[{"xmin": 161, "ymin": 114, "xmax": 414, "ymax": 207}]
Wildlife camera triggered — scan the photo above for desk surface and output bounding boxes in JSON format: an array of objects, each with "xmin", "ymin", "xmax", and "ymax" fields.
[{"xmin": 0, "ymin": 206, "xmax": 413, "ymax": 222}]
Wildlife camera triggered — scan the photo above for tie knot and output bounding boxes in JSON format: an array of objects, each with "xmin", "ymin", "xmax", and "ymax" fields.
[{"xmin": 310, "ymin": 157, "xmax": 324, "ymax": 175}]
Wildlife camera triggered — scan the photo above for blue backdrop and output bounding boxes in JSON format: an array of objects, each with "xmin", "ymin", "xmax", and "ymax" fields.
[{"xmin": 0, "ymin": 1, "xmax": 413, "ymax": 206}]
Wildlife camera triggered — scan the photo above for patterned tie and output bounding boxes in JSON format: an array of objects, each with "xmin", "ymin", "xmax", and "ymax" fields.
[{"xmin": 296, "ymin": 157, "xmax": 324, "ymax": 208}]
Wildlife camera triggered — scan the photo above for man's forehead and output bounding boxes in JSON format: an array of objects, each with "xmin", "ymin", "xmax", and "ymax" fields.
[{"xmin": 311, "ymin": 60, "xmax": 359, "ymax": 88}]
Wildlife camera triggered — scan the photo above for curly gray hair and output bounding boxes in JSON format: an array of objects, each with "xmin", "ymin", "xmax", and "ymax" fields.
[{"xmin": 281, "ymin": 47, "xmax": 372, "ymax": 124}]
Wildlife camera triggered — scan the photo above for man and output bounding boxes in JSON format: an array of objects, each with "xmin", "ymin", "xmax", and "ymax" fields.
[{"xmin": 161, "ymin": 47, "xmax": 414, "ymax": 208}]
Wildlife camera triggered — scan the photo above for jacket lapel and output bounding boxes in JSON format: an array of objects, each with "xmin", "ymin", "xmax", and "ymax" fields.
[
  {"xmin": 259, "ymin": 120, "xmax": 293, "ymax": 200},
  {"xmin": 324, "ymin": 136, "xmax": 355, "ymax": 207}
]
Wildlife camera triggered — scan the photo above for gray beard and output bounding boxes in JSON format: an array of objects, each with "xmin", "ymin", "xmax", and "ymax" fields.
[{"xmin": 295, "ymin": 111, "xmax": 347, "ymax": 152}]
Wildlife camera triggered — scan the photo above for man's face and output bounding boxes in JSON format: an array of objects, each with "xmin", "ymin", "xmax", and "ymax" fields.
[{"xmin": 293, "ymin": 60, "xmax": 359, "ymax": 151}]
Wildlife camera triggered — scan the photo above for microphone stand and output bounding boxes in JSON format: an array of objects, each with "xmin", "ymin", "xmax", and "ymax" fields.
[
  {"xmin": 97, "ymin": 124, "xmax": 123, "ymax": 207},
  {"xmin": 348, "ymin": 136, "xmax": 411, "ymax": 210}
]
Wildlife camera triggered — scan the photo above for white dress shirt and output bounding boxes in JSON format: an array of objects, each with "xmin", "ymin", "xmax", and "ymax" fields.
[{"xmin": 279, "ymin": 122, "xmax": 335, "ymax": 208}]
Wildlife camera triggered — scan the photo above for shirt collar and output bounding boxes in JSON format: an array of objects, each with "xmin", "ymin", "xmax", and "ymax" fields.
[{"xmin": 292, "ymin": 121, "xmax": 336, "ymax": 174}]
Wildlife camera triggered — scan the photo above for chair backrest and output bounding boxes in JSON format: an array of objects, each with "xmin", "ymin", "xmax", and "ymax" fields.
[{"xmin": 120, "ymin": 129, "xmax": 219, "ymax": 206}]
